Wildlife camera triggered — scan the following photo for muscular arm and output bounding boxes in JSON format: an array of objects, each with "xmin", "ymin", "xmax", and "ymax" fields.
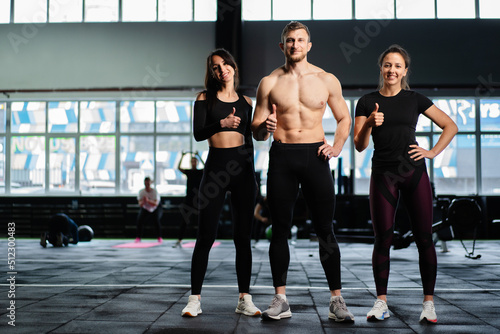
[
  {"xmin": 325, "ymin": 74, "xmax": 351, "ymax": 156},
  {"xmin": 252, "ymin": 76, "xmax": 274, "ymax": 141}
]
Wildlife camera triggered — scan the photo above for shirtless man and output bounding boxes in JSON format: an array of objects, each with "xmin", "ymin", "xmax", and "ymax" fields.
[{"xmin": 252, "ymin": 21, "xmax": 354, "ymax": 322}]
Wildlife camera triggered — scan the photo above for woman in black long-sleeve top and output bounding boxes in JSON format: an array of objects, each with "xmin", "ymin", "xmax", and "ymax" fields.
[{"xmin": 181, "ymin": 49, "xmax": 261, "ymax": 318}]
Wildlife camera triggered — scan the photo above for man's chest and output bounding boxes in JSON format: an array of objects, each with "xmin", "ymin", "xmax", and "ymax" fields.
[{"xmin": 270, "ymin": 76, "xmax": 329, "ymax": 111}]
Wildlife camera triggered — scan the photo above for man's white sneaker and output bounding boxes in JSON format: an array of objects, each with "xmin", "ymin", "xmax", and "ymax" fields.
[
  {"xmin": 420, "ymin": 301, "xmax": 437, "ymax": 323},
  {"xmin": 367, "ymin": 299, "xmax": 390, "ymax": 321},
  {"xmin": 181, "ymin": 295, "xmax": 202, "ymax": 317},
  {"xmin": 235, "ymin": 295, "xmax": 261, "ymax": 316}
]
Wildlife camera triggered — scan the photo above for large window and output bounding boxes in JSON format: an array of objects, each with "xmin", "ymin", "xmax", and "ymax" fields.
[
  {"xmin": 158, "ymin": 0, "xmax": 193, "ymax": 22},
  {"xmin": 396, "ymin": 0, "xmax": 435, "ymax": 19},
  {"xmin": 241, "ymin": 0, "xmax": 500, "ymax": 20},
  {"xmin": 355, "ymin": 0, "xmax": 394, "ymax": 20},
  {"xmin": 480, "ymin": 0, "xmax": 500, "ymax": 18},
  {"xmin": 0, "ymin": 0, "xmax": 11, "ymax": 23},
  {"xmin": 11, "ymin": 136, "xmax": 45, "ymax": 194},
  {"xmin": 120, "ymin": 135, "xmax": 154, "ymax": 194},
  {"xmin": 14, "ymin": 0, "xmax": 47, "ymax": 23},
  {"xmin": 0, "ymin": 96, "xmax": 499, "ymax": 196},
  {"xmin": 80, "ymin": 135, "xmax": 116, "ymax": 194},
  {"xmin": 11, "ymin": 102, "xmax": 46, "ymax": 133},
  {"xmin": 156, "ymin": 135, "xmax": 191, "ymax": 196},
  {"xmin": 437, "ymin": 0, "xmax": 475, "ymax": 19},
  {"xmin": 313, "ymin": 0, "xmax": 352, "ymax": 20},
  {"xmin": 1, "ymin": 98, "xmax": 195, "ymax": 196},
  {"xmin": 480, "ymin": 99, "xmax": 500, "ymax": 194},
  {"xmin": 3, "ymin": 0, "xmax": 216, "ymax": 23},
  {"xmin": 3, "ymin": 0, "xmax": 499, "ymax": 24},
  {"xmin": 84, "ymin": 0, "xmax": 119, "ymax": 22},
  {"xmin": 80, "ymin": 101, "xmax": 116, "ymax": 133},
  {"xmin": 49, "ymin": 137, "xmax": 76, "ymax": 191},
  {"xmin": 49, "ymin": 0, "xmax": 83, "ymax": 23},
  {"xmin": 122, "ymin": 0, "xmax": 157, "ymax": 22}
]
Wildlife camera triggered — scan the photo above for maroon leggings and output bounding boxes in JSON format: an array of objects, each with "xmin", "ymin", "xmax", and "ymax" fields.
[{"xmin": 369, "ymin": 167, "xmax": 437, "ymax": 296}]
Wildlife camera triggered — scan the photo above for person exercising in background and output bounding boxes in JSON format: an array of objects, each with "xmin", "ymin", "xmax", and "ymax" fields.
[
  {"xmin": 40, "ymin": 213, "xmax": 79, "ymax": 247},
  {"xmin": 135, "ymin": 176, "xmax": 163, "ymax": 243},
  {"xmin": 252, "ymin": 21, "xmax": 354, "ymax": 322},
  {"xmin": 174, "ymin": 153, "xmax": 204, "ymax": 248}
]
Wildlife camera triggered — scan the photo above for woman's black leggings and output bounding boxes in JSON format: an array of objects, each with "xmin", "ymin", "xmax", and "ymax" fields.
[
  {"xmin": 370, "ymin": 167, "xmax": 437, "ymax": 296},
  {"xmin": 190, "ymin": 145, "xmax": 256, "ymax": 295},
  {"xmin": 267, "ymin": 141, "xmax": 342, "ymax": 291}
]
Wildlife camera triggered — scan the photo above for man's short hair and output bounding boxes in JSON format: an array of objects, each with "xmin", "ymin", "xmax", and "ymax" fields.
[{"xmin": 281, "ymin": 21, "xmax": 311, "ymax": 44}]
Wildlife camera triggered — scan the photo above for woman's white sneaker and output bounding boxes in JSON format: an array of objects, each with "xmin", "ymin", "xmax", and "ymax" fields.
[
  {"xmin": 235, "ymin": 295, "xmax": 262, "ymax": 316},
  {"xmin": 367, "ymin": 299, "xmax": 390, "ymax": 321},
  {"xmin": 181, "ymin": 295, "xmax": 202, "ymax": 317},
  {"xmin": 420, "ymin": 301, "xmax": 437, "ymax": 323}
]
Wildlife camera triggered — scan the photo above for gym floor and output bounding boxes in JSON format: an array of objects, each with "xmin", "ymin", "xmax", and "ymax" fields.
[{"xmin": 1, "ymin": 237, "xmax": 500, "ymax": 333}]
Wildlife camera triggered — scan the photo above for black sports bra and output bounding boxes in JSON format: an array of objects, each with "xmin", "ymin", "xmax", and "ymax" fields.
[{"xmin": 193, "ymin": 94, "xmax": 252, "ymax": 142}]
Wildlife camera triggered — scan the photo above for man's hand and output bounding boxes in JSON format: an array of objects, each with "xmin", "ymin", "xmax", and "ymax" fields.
[
  {"xmin": 266, "ymin": 104, "xmax": 278, "ymax": 133},
  {"xmin": 221, "ymin": 107, "xmax": 241, "ymax": 128},
  {"xmin": 318, "ymin": 138, "xmax": 340, "ymax": 161}
]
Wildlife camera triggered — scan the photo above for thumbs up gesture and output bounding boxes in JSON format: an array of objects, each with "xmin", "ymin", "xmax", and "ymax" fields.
[
  {"xmin": 221, "ymin": 107, "xmax": 241, "ymax": 128},
  {"xmin": 368, "ymin": 103, "xmax": 384, "ymax": 127},
  {"xmin": 266, "ymin": 104, "xmax": 278, "ymax": 133}
]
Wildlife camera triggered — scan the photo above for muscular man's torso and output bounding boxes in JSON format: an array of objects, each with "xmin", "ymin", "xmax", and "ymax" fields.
[{"xmin": 268, "ymin": 66, "xmax": 329, "ymax": 143}]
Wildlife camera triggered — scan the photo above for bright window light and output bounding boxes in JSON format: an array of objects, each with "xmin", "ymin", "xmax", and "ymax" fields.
[
  {"xmin": 14, "ymin": 0, "xmax": 47, "ymax": 23},
  {"xmin": 0, "ymin": 0, "xmax": 11, "ymax": 23},
  {"xmin": 242, "ymin": 0, "xmax": 271, "ymax": 21},
  {"xmin": 273, "ymin": 0, "xmax": 311, "ymax": 21},
  {"xmin": 479, "ymin": 0, "xmax": 500, "ymax": 18},
  {"xmin": 194, "ymin": 0, "xmax": 216, "ymax": 21},
  {"xmin": 85, "ymin": 0, "xmax": 118, "ymax": 22},
  {"xmin": 158, "ymin": 0, "xmax": 193, "ymax": 21},
  {"xmin": 437, "ymin": 0, "xmax": 475, "ymax": 18},
  {"xmin": 355, "ymin": 0, "xmax": 394, "ymax": 19},
  {"xmin": 122, "ymin": 0, "xmax": 157, "ymax": 22},
  {"xmin": 49, "ymin": 0, "xmax": 83, "ymax": 23},
  {"xmin": 313, "ymin": 0, "xmax": 352, "ymax": 20},
  {"xmin": 396, "ymin": 0, "xmax": 435, "ymax": 19}
]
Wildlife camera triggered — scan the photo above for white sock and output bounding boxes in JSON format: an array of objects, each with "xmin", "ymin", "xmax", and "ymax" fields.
[{"xmin": 277, "ymin": 293, "xmax": 287, "ymax": 301}]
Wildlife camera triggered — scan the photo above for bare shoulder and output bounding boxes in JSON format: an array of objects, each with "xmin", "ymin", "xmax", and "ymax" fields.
[
  {"xmin": 257, "ymin": 69, "xmax": 281, "ymax": 93},
  {"xmin": 317, "ymin": 70, "xmax": 340, "ymax": 85},
  {"xmin": 196, "ymin": 92, "xmax": 207, "ymax": 101},
  {"xmin": 262, "ymin": 67, "xmax": 284, "ymax": 82},
  {"xmin": 243, "ymin": 95, "xmax": 253, "ymax": 106}
]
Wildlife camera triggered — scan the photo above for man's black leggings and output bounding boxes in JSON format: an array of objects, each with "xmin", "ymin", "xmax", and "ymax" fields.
[
  {"xmin": 267, "ymin": 141, "xmax": 342, "ymax": 291},
  {"xmin": 370, "ymin": 167, "xmax": 437, "ymax": 296},
  {"xmin": 190, "ymin": 145, "xmax": 256, "ymax": 295}
]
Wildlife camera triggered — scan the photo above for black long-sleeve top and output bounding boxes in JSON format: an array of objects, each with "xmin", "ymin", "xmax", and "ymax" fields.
[{"xmin": 193, "ymin": 93, "xmax": 254, "ymax": 159}]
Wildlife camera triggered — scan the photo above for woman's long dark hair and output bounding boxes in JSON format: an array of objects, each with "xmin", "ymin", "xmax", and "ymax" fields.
[{"xmin": 202, "ymin": 48, "xmax": 239, "ymax": 111}]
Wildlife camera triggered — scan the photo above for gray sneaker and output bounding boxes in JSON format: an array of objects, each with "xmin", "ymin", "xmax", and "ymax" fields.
[
  {"xmin": 328, "ymin": 296, "xmax": 355, "ymax": 322},
  {"xmin": 261, "ymin": 294, "xmax": 292, "ymax": 320}
]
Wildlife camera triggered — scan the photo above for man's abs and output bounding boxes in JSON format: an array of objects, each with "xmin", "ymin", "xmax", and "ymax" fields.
[{"xmin": 269, "ymin": 73, "xmax": 329, "ymax": 143}]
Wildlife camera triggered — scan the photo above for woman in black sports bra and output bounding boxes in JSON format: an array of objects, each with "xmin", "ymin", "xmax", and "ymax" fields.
[{"xmin": 181, "ymin": 49, "xmax": 261, "ymax": 318}]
